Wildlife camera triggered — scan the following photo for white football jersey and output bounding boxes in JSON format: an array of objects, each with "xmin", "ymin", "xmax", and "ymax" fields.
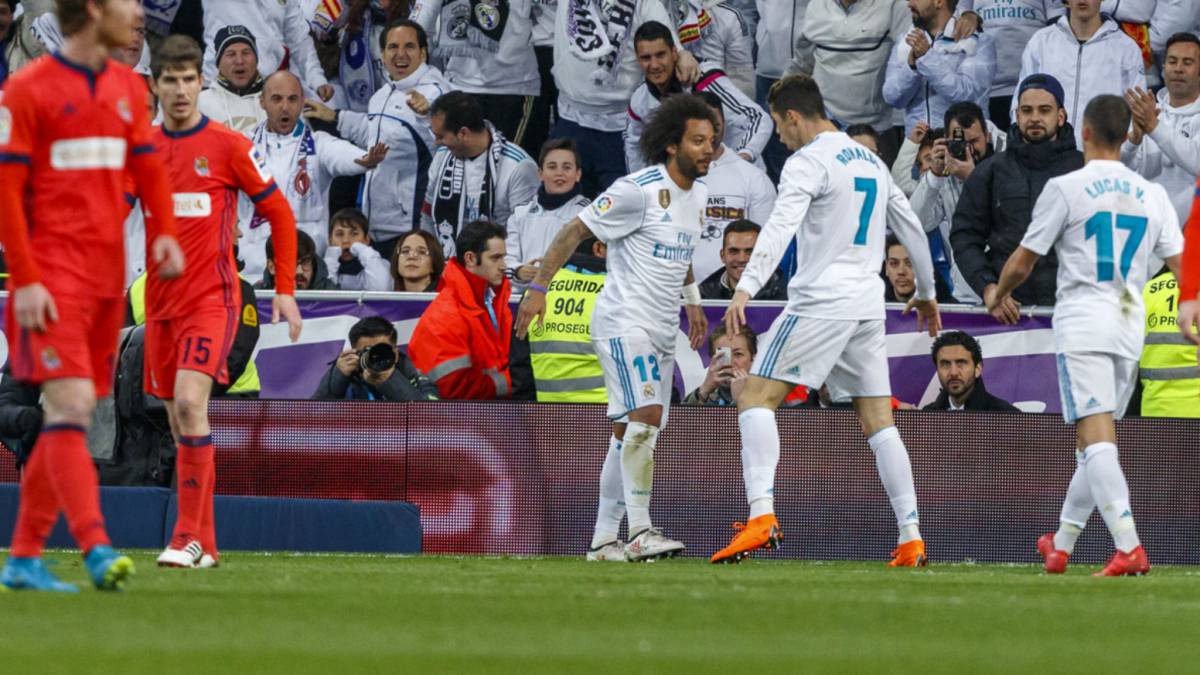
[
  {"xmin": 579, "ymin": 165, "xmax": 707, "ymax": 350},
  {"xmin": 738, "ymin": 131, "xmax": 936, "ymax": 319},
  {"xmin": 694, "ymin": 147, "xmax": 777, "ymax": 281},
  {"xmin": 1021, "ymin": 159, "xmax": 1183, "ymax": 359}
]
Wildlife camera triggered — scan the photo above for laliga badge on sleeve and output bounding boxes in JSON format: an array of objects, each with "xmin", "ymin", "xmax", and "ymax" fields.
[
  {"xmin": 658, "ymin": 189, "xmax": 670, "ymax": 209},
  {"xmin": 0, "ymin": 105, "xmax": 12, "ymax": 146}
]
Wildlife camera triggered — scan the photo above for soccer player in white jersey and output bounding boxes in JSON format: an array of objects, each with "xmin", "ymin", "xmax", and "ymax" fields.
[
  {"xmin": 515, "ymin": 95, "xmax": 715, "ymax": 562},
  {"xmin": 990, "ymin": 95, "xmax": 1184, "ymax": 576},
  {"xmin": 712, "ymin": 75, "xmax": 942, "ymax": 567}
]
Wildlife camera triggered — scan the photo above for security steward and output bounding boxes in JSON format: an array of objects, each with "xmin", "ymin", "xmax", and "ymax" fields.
[
  {"xmin": 1139, "ymin": 270, "xmax": 1199, "ymax": 418},
  {"xmin": 127, "ymin": 272, "xmax": 262, "ymax": 397},
  {"xmin": 528, "ymin": 237, "xmax": 608, "ymax": 402}
]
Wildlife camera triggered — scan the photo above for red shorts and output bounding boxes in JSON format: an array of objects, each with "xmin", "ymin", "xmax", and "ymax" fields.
[
  {"xmin": 143, "ymin": 304, "xmax": 238, "ymax": 399},
  {"xmin": 5, "ymin": 294, "xmax": 124, "ymax": 398}
]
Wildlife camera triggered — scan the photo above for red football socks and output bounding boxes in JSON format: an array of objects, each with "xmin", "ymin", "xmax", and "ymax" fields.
[
  {"xmin": 9, "ymin": 435, "xmax": 60, "ymax": 558},
  {"xmin": 173, "ymin": 435, "xmax": 214, "ymax": 545},
  {"xmin": 41, "ymin": 424, "xmax": 110, "ymax": 554}
]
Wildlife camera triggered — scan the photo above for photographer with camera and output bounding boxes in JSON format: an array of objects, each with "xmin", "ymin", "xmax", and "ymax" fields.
[
  {"xmin": 910, "ymin": 102, "xmax": 1006, "ymax": 304},
  {"xmin": 311, "ymin": 316, "xmax": 439, "ymax": 402}
]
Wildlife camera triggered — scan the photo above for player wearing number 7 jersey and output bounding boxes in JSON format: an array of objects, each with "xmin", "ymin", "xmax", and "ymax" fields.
[
  {"xmin": 990, "ymin": 95, "xmax": 1184, "ymax": 576},
  {"xmin": 713, "ymin": 75, "xmax": 942, "ymax": 566}
]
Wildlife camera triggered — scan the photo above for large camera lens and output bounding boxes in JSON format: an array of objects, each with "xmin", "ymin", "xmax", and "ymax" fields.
[{"xmin": 359, "ymin": 343, "xmax": 398, "ymax": 373}]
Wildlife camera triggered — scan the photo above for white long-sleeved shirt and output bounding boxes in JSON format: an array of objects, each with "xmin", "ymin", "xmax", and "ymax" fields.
[
  {"xmin": 421, "ymin": 138, "xmax": 541, "ymax": 258},
  {"xmin": 694, "ymin": 145, "xmax": 776, "ymax": 281},
  {"xmin": 325, "ymin": 242, "xmax": 393, "ymax": 291},
  {"xmin": 411, "ymin": 0, "xmax": 540, "ymax": 96},
  {"xmin": 505, "ymin": 192, "xmax": 592, "ymax": 290},
  {"xmin": 243, "ymin": 120, "xmax": 369, "ymax": 270},
  {"xmin": 624, "ymin": 64, "xmax": 773, "ymax": 171},
  {"xmin": 754, "ymin": 0, "xmax": 808, "ymax": 80},
  {"xmin": 552, "ymin": 0, "xmax": 676, "ymax": 132},
  {"xmin": 738, "ymin": 131, "xmax": 935, "ymax": 319},
  {"xmin": 201, "ymin": 0, "xmax": 329, "ymax": 93},
  {"xmin": 1121, "ymin": 89, "xmax": 1200, "ymax": 225},
  {"xmin": 1014, "ymin": 17, "xmax": 1146, "ymax": 147},
  {"xmin": 883, "ymin": 16, "xmax": 997, "ymax": 135},
  {"xmin": 790, "ymin": 0, "xmax": 911, "ymax": 129},
  {"xmin": 197, "ymin": 82, "xmax": 268, "ymax": 138},
  {"xmin": 956, "ymin": 0, "xmax": 1065, "ymax": 97},
  {"xmin": 337, "ymin": 64, "xmax": 452, "ymax": 241}
]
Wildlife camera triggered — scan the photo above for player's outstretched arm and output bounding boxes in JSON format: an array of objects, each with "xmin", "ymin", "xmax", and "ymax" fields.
[
  {"xmin": 514, "ymin": 218, "xmax": 593, "ymax": 339},
  {"xmin": 989, "ymin": 246, "xmax": 1039, "ymax": 326},
  {"xmin": 1180, "ymin": 185, "xmax": 1200, "ymax": 344}
]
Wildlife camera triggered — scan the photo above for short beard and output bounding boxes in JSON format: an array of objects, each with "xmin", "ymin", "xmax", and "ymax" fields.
[
  {"xmin": 1019, "ymin": 128, "xmax": 1056, "ymax": 145},
  {"xmin": 675, "ymin": 154, "xmax": 703, "ymax": 180}
]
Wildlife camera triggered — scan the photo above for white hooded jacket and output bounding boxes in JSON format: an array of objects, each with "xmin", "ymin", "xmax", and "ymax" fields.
[
  {"xmin": 337, "ymin": 64, "xmax": 452, "ymax": 241},
  {"xmin": 1014, "ymin": 17, "xmax": 1146, "ymax": 147},
  {"xmin": 1121, "ymin": 88, "xmax": 1200, "ymax": 224}
]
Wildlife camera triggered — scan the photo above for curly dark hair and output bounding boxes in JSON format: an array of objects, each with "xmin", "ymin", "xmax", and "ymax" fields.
[{"xmin": 638, "ymin": 94, "xmax": 719, "ymax": 167}]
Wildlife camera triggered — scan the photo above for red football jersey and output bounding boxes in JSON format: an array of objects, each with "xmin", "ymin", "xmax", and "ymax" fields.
[
  {"xmin": 146, "ymin": 115, "xmax": 278, "ymax": 319},
  {"xmin": 0, "ymin": 54, "xmax": 156, "ymax": 298}
]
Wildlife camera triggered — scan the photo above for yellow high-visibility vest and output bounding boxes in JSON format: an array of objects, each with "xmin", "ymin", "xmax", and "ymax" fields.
[
  {"xmin": 128, "ymin": 273, "xmax": 261, "ymax": 395},
  {"xmin": 528, "ymin": 266, "xmax": 607, "ymax": 403},
  {"xmin": 1139, "ymin": 272, "xmax": 1199, "ymax": 418}
]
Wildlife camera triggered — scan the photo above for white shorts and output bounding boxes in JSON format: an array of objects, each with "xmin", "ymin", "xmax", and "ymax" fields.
[
  {"xmin": 593, "ymin": 335, "xmax": 676, "ymax": 421},
  {"xmin": 1056, "ymin": 351, "xmax": 1137, "ymax": 423},
  {"xmin": 750, "ymin": 314, "xmax": 891, "ymax": 402}
]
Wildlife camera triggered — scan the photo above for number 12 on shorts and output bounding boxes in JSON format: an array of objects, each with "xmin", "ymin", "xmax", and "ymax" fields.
[{"xmin": 632, "ymin": 354, "xmax": 660, "ymax": 382}]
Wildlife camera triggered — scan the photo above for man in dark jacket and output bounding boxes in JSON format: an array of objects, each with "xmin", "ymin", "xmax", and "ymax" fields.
[
  {"xmin": 256, "ymin": 230, "xmax": 340, "ymax": 291},
  {"xmin": 951, "ymin": 74, "xmax": 1083, "ymax": 322},
  {"xmin": 0, "ymin": 366, "xmax": 43, "ymax": 468},
  {"xmin": 699, "ymin": 220, "xmax": 787, "ymax": 301},
  {"xmin": 311, "ymin": 316, "xmax": 439, "ymax": 401},
  {"xmin": 922, "ymin": 331, "xmax": 1019, "ymax": 412}
]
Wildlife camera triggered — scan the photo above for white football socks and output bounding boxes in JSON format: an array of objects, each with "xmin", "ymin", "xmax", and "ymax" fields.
[
  {"xmin": 738, "ymin": 407, "xmax": 780, "ymax": 520},
  {"xmin": 620, "ymin": 422, "xmax": 659, "ymax": 533},
  {"xmin": 868, "ymin": 426, "xmax": 921, "ymax": 544},
  {"xmin": 1053, "ymin": 449, "xmax": 1093, "ymax": 554},
  {"xmin": 1083, "ymin": 442, "xmax": 1140, "ymax": 553},
  {"xmin": 591, "ymin": 435, "xmax": 626, "ymax": 548}
]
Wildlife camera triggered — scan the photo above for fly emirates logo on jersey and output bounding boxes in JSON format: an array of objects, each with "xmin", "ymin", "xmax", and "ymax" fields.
[
  {"xmin": 173, "ymin": 193, "xmax": 213, "ymax": 218},
  {"xmin": 652, "ymin": 230, "xmax": 696, "ymax": 262},
  {"xmin": 49, "ymin": 137, "xmax": 127, "ymax": 170}
]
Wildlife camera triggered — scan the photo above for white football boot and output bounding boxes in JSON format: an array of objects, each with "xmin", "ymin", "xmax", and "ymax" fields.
[
  {"xmin": 586, "ymin": 540, "xmax": 626, "ymax": 561},
  {"xmin": 156, "ymin": 539, "xmax": 203, "ymax": 568},
  {"xmin": 624, "ymin": 527, "xmax": 685, "ymax": 562}
]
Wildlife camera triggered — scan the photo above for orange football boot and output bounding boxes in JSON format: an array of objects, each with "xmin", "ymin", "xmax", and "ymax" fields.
[
  {"xmin": 709, "ymin": 514, "xmax": 784, "ymax": 564},
  {"xmin": 1094, "ymin": 546, "xmax": 1150, "ymax": 577},
  {"xmin": 888, "ymin": 539, "xmax": 928, "ymax": 567},
  {"xmin": 1037, "ymin": 533, "xmax": 1069, "ymax": 574}
]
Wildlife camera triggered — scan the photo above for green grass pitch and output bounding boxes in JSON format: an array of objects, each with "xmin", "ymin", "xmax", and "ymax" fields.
[{"xmin": 1, "ymin": 552, "xmax": 1198, "ymax": 674}]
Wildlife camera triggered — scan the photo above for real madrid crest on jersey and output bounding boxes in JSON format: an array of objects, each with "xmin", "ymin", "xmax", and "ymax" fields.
[
  {"xmin": 658, "ymin": 189, "xmax": 671, "ymax": 209},
  {"xmin": 194, "ymin": 156, "xmax": 210, "ymax": 177}
]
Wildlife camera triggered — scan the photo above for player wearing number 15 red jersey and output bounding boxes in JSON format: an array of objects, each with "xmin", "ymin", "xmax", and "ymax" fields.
[
  {"xmin": 0, "ymin": 0, "xmax": 184, "ymax": 592},
  {"xmin": 143, "ymin": 36, "xmax": 302, "ymax": 569}
]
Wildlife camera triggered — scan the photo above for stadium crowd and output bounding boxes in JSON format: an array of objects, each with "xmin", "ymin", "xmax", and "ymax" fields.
[{"xmin": 0, "ymin": 0, "xmax": 1198, "ymax": 416}]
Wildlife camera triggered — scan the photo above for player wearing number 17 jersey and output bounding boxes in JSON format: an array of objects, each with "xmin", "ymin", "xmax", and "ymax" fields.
[
  {"xmin": 143, "ymin": 36, "xmax": 302, "ymax": 569},
  {"xmin": 713, "ymin": 75, "xmax": 942, "ymax": 566},
  {"xmin": 991, "ymin": 96, "xmax": 1183, "ymax": 576}
]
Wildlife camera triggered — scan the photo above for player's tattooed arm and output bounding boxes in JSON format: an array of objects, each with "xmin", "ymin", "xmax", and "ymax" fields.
[{"xmin": 514, "ymin": 218, "xmax": 594, "ymax": 339}]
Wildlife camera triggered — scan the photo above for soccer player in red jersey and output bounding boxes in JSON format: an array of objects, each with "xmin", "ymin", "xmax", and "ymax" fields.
[
  {"xmin": 145, "ymin": 35, "xmax": 303, "ymax": 569},
  {"xmin": 0, "ymin": 0, "xmax": 184, "ymax": 592},
  {"xmin": 1180, "ymin": 181, "xmax": 1200, "ymax": 346}
]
